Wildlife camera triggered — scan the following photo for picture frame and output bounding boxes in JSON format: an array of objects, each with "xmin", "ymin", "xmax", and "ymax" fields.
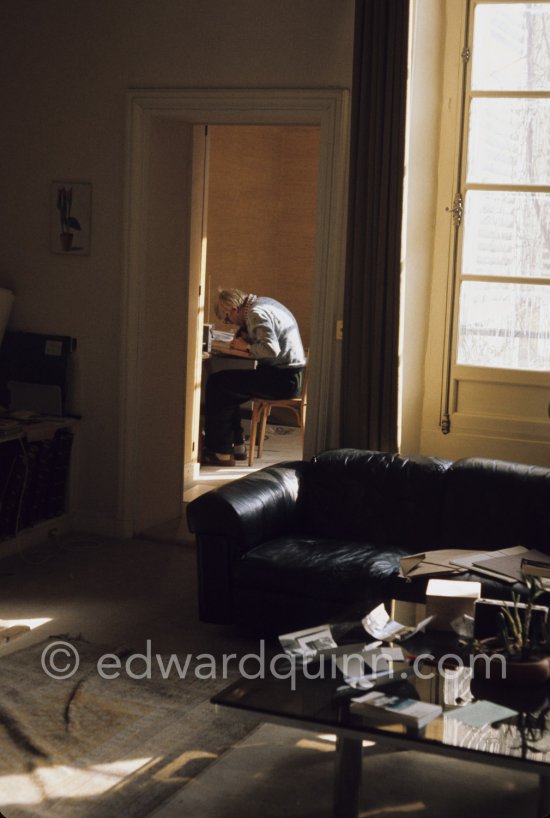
[{"xmin": 50, "ymin": 181, "xmax": 92, "ymax": 255}]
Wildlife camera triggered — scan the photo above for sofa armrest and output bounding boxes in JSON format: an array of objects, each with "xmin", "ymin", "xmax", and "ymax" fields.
[{"xmin": 186, "ymin": 461, "xmax": 308, "ymax": 623}]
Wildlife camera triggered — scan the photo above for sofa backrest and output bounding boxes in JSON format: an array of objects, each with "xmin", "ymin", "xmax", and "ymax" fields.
[
  {"xmin": 302, "ymin": 449, "xmax": 452, "ymax": 551},
  {"xmin": 440, "ymin": 457, "xmax": 550, "ymax": 553}
]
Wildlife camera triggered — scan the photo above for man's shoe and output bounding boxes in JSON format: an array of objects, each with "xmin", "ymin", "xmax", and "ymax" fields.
[
  {"xmin": 234, "ymin": 446, "xmax": 248, "ymax": 462},
  {"xmin": 202, "ymin": 450, "xmax": 235, "ymax": 467}
]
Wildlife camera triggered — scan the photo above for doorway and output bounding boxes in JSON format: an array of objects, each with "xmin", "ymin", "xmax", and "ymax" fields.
[
  {"xmin": 192, "ymin": 124, "xmax": 320, "ymax": 491},
  {"xmin": 120, "ymin": 89, "xmax": 349, "ymax": 538}
]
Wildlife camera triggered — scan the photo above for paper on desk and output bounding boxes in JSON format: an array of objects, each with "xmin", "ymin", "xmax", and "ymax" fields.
[
  {"xmin": 211, "ymin": 330, "xmax": 235, "ymax": 342},
  {"xmin": 447, "ymin": 700, "xmax": 517, "ymax": 727},
  {"xmin": 362, "ymin": 603, "xmax": 433, "ymax": 642},
  {"xmin": 210, "ymin": 340, "xmax": 252, "ymax": 359}
]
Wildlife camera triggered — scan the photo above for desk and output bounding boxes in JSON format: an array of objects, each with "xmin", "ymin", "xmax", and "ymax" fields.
[
  {"xmin": 201, "ymin": 350, "xmax": 256, "ymax": 414},
  {"xmin": 208, "ymin": 339, "xmax": 254, "ymax": 360}
]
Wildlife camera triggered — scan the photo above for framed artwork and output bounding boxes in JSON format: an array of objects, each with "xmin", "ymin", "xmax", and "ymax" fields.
[{"xmin": 51, "ymin": 181, "xmax": 92, "ymax": 255}]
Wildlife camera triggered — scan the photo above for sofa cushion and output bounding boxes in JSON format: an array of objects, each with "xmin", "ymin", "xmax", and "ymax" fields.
[
  {"xmin": 441, "ymin": 458, "xmax": 550, "ymax": 552},
  {"xmin": 301, "ymin": 449, "xmax": 452, "ymax": 550},
  {"xmin": 235, "ymin": 536, "xmax": 411, "ymax": 602}
]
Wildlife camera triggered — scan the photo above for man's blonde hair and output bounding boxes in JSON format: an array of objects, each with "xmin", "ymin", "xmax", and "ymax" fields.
[{"xmin": 214, "ymin": 288, "xmax": 247, "ymax": 320}]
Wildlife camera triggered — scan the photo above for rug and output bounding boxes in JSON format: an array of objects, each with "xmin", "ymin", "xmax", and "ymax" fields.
[{"xmin": 0, "ymin": 638, "xmax": 258, "ymax": 817}]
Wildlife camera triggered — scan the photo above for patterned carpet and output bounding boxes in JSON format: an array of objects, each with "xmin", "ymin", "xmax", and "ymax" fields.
[{"xmin": 0, "ymin": 638, "xmax": 257, "ymax": 817}]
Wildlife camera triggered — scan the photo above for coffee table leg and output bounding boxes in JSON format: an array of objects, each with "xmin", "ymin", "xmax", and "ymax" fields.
[
  {"xmin": 333, "ymin": 735, "xmax": 362, "ymax": 818},
  {"xmin": 538, "ymin": 773, "xmax": 550, "ymax": 817}
]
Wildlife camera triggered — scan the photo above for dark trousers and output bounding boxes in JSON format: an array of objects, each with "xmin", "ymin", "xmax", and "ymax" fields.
[{"xmin": 204, "ymin": 365, "xmax": 304, "ymax": 454}]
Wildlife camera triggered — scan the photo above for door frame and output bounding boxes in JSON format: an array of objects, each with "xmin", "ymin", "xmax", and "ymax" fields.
[{"xmin": 118, "ymin": 89, "xmax": 350, "ymax": 537}]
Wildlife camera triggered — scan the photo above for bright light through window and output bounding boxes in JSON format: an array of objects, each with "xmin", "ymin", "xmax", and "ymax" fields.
[{"xmin": 456, "ymin": 1, "xmax": 550, "ymax": 372}]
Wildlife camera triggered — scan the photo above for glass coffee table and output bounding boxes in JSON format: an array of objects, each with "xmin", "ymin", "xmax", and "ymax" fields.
[{"xmin": 212, "ymin": 631, "xmax": 550, "ymax": 818}]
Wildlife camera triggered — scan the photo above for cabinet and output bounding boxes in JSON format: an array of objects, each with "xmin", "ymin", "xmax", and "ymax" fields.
[{"xmin": 0, "ymin": 421, "xmax": 75, "ymax": 542}]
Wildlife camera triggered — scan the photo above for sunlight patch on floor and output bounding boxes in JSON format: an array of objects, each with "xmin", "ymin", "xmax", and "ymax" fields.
[
  {"xmin": 0, "ymin": 617, "xmax": 51, "ymax": 630},
  {"xmin": 359, "ymin": 803, "xmax": 427, "ymax": 816},
  {"xmin": 0, "ymin": 758, "xmax": 154, "ymax": 805}
]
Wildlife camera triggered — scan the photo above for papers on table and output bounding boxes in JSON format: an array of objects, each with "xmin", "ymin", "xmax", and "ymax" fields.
[
  {"xmin": 399, "ymin": 545, "xmax": 550, "ymax": 585},
  {"xmin": 334, "ymin": 644, "xmax": 406, "ymax": 690},
  {"xmin": 278, "ymin": 612, "xmax": 415, "ymax": 682},
  {"xmin": 399, "ymin": 549, "xmax": 477, "ymax": 580},
  {"xmin": 211, "ymin": 330, "xmax": 235, "ymax": 343},
  {"xmin": 278, "ymin": 624, "xmax": 338, "ymax": 663},
  {"xmin": 350, "ymin": 691, "xmax": 442, "ymax": 728},
  {"xmin": 446, "ymin": 700, "xmax": 517, "ymax": 728},
  {"xmin": 473, "ymin": 548, "xmax": 550, "ymax": 584},
  {"xmin": 362, "ymin": 603, "xmax": 433, "ymax": 642},
  {"xmin": 448, "ymin": 545, "xmax": 527, "ymax": 583},
  {"xmin": 210, "ymin": 340, "xmax": 252, "ymax": 358}
]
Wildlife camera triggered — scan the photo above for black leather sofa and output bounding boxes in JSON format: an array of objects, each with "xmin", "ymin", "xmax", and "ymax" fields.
[{"xmin": 186, "ymin": 449, "xmax": 550, "ymax": 635}]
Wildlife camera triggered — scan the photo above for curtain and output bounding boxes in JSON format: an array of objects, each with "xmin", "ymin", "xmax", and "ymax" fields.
[{"xmin": 340, "ymin": 0, "xmax": 410, "ymax": 452}]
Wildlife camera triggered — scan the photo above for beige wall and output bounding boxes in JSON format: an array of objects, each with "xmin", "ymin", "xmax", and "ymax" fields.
[
  {"xmin": 399, "ymin": 0, "xmax": 445, "ymax": 454},
  {"xmin": 0, "ymin": 1, "xmax": 354, "ymax": 534},
  {"xmin": 206, "ymin": 125, "xmax": 320, "ymax": 349}
]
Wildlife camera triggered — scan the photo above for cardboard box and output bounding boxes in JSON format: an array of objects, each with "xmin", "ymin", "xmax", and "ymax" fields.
[{"xmin": 426, "ymin": 578, "xmax": 481, "ymax": 631}]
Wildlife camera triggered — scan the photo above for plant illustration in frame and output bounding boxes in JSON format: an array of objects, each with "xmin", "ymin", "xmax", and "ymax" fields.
[{"xmin": 51, "ymin": 182, "xmax": 91, "ymax": 254}]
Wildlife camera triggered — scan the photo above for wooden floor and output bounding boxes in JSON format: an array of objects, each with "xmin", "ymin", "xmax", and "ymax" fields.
[
  {"xmin": 187, "ymin": 419, "xmax": 303, "ymax": 499},
  {"xmin": 141, "ymin": 422, "xmax": 303, "ymax": 545}
]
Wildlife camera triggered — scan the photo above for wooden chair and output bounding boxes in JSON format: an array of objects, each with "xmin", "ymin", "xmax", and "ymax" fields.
[{"xmin": 248, "ymin": 356, "xmax": 309, "ymax": 467}]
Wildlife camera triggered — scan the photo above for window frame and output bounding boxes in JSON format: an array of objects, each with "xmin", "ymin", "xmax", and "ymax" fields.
[{"xmin": 442, "ymin": 0, "xmax": 550, "ymax": 436}]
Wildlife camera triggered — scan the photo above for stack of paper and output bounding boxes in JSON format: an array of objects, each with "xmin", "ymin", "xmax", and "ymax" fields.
[
  {"xmin": 399, "ymin": 545, "xmax": 545, "ymax": 584},
  {"xmin": 350, "ymin": 691, "xmax": 442, "ymax": 728},
  {"xmin": 450, "ymin": 545, "xmax": 543, "ymax": 584},
  {"xmin": 362, "ymin": 603, "xmax": 433, "ymax": 641},
  {"xmin": 278, "ymin": 624, "xmax": 337, "ymax": 663},
  {"xmin": 399, "ymin": 549, "xmax": 482, "ymax": 580},
  {"xmin": 473, "ymin": 548, "xmax": 550, "ymax": 583}
]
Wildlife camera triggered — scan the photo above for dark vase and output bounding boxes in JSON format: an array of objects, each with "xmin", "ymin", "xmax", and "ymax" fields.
[{"xmin": 474, "ymin": 654, "xmax": 550, "ymax": 686}]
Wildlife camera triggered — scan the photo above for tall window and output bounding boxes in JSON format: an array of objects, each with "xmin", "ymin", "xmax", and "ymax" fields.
[{"xmin": 455, "ymin": 2, "xmax": 550, "ymax": 372}]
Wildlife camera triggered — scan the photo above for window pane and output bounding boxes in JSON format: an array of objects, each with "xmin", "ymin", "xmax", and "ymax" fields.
[
  {"xmin": 472, "ymin": 3, "xmax": 550, "ymax": 91},
  {"xmin": 457, "ymin": 281, "xmax": 550, "ymax": 370},
  {"xmin": 462, "ymin": 191, "xmax": 550, "ymax": 278},
  {"xmin": 467, "ymin": 98, "xmax": 550, "ymax": 185}
]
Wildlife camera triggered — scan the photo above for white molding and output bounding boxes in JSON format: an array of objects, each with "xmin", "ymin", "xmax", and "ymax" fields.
[
  {"xmin": 421, "ymin": 428, "xmax": 550, "ymax": 469},
  {"xmin": 119, "ymin": 89, "xmax": 350, "ymax": 535}
]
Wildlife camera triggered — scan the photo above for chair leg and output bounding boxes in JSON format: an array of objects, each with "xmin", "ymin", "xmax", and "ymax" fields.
[
  {"xmin": 248, "ymin": 403, "xmax": 260, "ymax": 467},
  {"xmin": 258, "ymin": 406, "xmax": 270, "ymax": 458}
]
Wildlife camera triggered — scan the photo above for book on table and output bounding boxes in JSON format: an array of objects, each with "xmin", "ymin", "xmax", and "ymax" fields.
[
  {"xmin": 350, "ymin": 691, "xmax": 442, "ymax": 728},
  {"xmin": 472, "ymin": 548, "xmax": 550, "ymax": 583},
  {"xmin": 521, "ymin": 559, "xmax": 550, "ymax": 580}
]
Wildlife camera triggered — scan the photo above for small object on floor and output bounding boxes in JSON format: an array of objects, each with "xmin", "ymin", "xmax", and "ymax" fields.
[
  {"xmin": 201, "ymin": 450, "xmax": 235, "ymax": 467},
  {"xmin": 234, "ymin": 443, "xmax": 247, "ymax": 461}
]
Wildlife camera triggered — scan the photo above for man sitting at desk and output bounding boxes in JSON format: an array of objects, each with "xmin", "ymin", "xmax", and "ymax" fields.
[{"xmin": 202, "ymin": 287, "xmax": 306, "ymax": 467}]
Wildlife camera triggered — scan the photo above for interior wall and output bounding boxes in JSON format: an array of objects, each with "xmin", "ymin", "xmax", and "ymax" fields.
[
  {"xmin": 136, "ymin": 118, "xmax": 191, "ymax": 533},
  {"xmin": 399, "ymin": 0, "xmax": 446, "ymax": 454},
  {"xmin": 205, "ymin": 125, "xmax": 320, "ymax": 349}
]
